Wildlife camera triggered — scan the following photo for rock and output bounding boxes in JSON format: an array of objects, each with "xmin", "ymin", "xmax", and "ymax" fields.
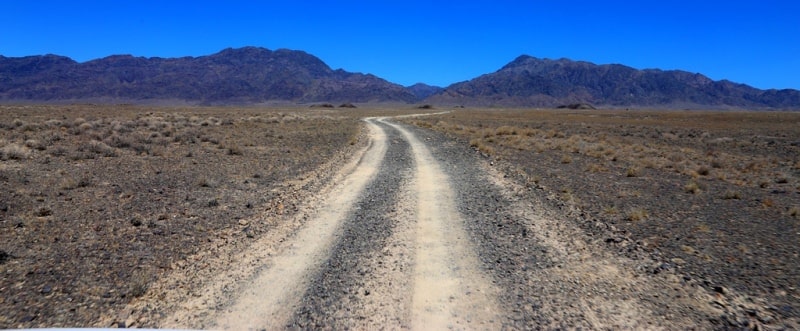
[
  {"xmin": 652, "ymin": 263, "xmax": 672, "ymax": 274},
  {"xmin": 0, "ymin": 250, "xmax": 9, "ymax": 264},
  {"xmin": 238, "ymin": 219, "xmax": 249, "ymax": 226},
  {"xmin": 714, "ymin": 286, "xmax": 728, "ymax": 295}
]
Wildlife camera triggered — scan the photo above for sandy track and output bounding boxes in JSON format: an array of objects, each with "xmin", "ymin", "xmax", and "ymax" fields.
[
  {"xmin": 150, "ymin": 116, "xmax": 500, "ymax": 329},
  {"xmin": 379, "ymin": 118, "xmax": 501, "ymax": 329},
  {"xmin": 128, "ymin": 115, "xmax": 723, "ymax": 329}
]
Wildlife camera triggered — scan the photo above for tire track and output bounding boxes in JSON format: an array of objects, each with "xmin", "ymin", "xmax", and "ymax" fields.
[
  {"xmin": 159, "ymin": 116, "xmax": 504, "ymax": 329},
  {"xmin": 207, "ymin": 118, "xmax": 389, "ymax": 330},
  {"xmin": 380, "ymin": 118, "xmax": 502, "ymax": 329},
  {"xmin": 287, "ymin": 119, "xmax": 414, "ymax": 328}
]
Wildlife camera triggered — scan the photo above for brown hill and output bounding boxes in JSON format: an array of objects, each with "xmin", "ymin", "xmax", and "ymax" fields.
[
  {"xmin": 0, "ymin": 47, "xmax": 417, "ymax": 104},
  {"xmin": 426, "ymin": 55, "xmax": 800, "ymax": 109}
]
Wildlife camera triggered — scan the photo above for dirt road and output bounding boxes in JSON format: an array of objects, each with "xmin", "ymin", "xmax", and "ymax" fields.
[{"xmin": 138, "ymin": 117, "xmax": 729, "ymax": 329}]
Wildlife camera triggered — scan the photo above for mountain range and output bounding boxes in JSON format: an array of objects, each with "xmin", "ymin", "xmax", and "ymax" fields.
[{"xmin": 1, "ymin": 47, "xmax": 798, "ymax": 109}]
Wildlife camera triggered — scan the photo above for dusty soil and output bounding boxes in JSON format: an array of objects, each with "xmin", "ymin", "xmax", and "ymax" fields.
[
  {"xmin": 0, "ymin": 104, "xmax": 361, "ymax": 328},
  {"xmin": 405, "ymin": 109, "xmax": 800, "ymax": 329}
]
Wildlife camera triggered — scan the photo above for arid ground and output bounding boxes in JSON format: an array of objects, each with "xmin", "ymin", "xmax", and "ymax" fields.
[{"xmin": 1, "ymin": 105, "xmax": 798, "ymax": 329}]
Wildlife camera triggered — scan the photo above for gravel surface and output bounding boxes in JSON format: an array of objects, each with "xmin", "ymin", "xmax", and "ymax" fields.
[
  {"xmin": 82, "ymin": 112, "xmax": 791, "ymax": 329},
  {"xmin": 288, "ymin": 120, "xmax": 414, "ymax": 328}
]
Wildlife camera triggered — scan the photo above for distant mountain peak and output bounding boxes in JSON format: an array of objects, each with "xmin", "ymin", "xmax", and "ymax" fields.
[
  {"xmin": 406, "ymin": 83, "xmax": 444, "ymax": 100},
  {"xmin": 425, "ymin": 54, "xmax": 800, "ymax": 109},
  {"xmin": 0, "ymin": 47, "xmax": 417, "ymax": 104}
]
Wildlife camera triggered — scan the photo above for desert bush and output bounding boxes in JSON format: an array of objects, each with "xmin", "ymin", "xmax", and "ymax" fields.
[
  {"xmin": 495, "ymin": 126, "xmax": 517, "ymax": 136},
  {"xmin": 227, "ymin": 145, "xmax": 244, "ymax": 155},
  {"xmin": 626, "ymin": 167, "xmax": 640, "ymax": 177},
  {"xmin": 789, "ymin": 206, "xmax": 799, "ymax": 218},
  {"xmin": 60, "ymin": 176, "xmax": 91, "ymax": 190},
  {"xmin": 722, "ymin": 190, "xmax": 741, "ymax": 200},
  {"xmin": 476, "ymin": 142, "xmax": 494, "ymax": 155},
  {"xmin": 49, "ymin": 146, "xmax": 68, "ymax": 157},
  {"xmin": 104, "ymin": 134, "xmax": 133, "ymax": 148},
  {"xmin": 560, "ymin": 155, "xmax": 573, "ymax": 164},
  {"xmin": 24, "ymin": 139, "xmax": 46, "ymax": 151},
  {"xmin": 586, "ymin": 163, "xmax": 607, "ymax": 173},
  {"xmin": 83, "ymin": 140, "xmax": 117, "ymax": 157},
  {"xmin": 198, "ymin": 177, "xmax": 218, "ymax": 188},
  {"xmin": 1, "ymin": 143, "xmax": 32, "ymax": 160},
  {"xmin": 697, "ymin": 166, "xmax": 711, "ymax": 176},
  {"xmin": 625, "ymin": 208, "xmax": 649, "ymax": 222},
  {"xmin": 128, "ymin": 269, "xmax": 151, "ymax": 298},
  {"xmin": 684, "ymin": 181, "xmax": 701, "ymax": 194}
]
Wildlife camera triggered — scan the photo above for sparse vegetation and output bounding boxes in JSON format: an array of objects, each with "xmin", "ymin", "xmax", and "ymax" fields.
[
  {"xmin": 722, "ymin": 190, "xmax": 742, "ymax": 200},
  {"xmin": 403, "ymin": 108, "xmax": 800, "ymax": 324},
  {"xmin": 0, "ymin": 104, "xmax": 362, "ymax": 328},
  {"xmin": 684, "ymin": 181, "xmax": 701, "ymax": 194},
  {"xmin": 625, "ymin": 208, "xmax": 649, "ymax": 222}
]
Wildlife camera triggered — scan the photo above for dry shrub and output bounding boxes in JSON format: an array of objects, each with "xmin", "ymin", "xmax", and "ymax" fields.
[
  {"xmin": 684, "ymin": 181, "xmax": 701, "ymax": 194},
  {"xmin": 789, "ymin": 206, "xmax": 799, "ymax": 219},
  {"xmin": 626, "ymin": 167, "xmax": 640, "ymax": 177},
  {"xmin": 625, "ymin": 208, "xmax": 649, "ymax": 222},
  {"xmin": 561, "ymin": 155, "xmax": 573, "ymax": 164},
  {"xmin": 24, "ymin": 139, "xmax": 46, "ymax": 151},
  {"xmin": 697, "ymin": 166, "xmax": 711, "ymax": 176},
  {"xmin": 60, "ymin": 176, "xmax": 91, "ymax": 190},
  {"xmin": 722, "ymin": 190, "xmax": 741, "ymax": 200},
  {"xmin": 1, "ymin": 143, "xmax": 32, "ymax": 160},
  {"xmin": 586, "ymin": 163, "xmax": 607, "ymax": 173},
  {"xmin": 494, "ymin": 126, "xmax": 517, "ymax": 136},
  {"xmin": 83, "ymin": 140, "xmax": 117, "ymax": 157},
  {"xmin": 227, "ymin": 145, "xmax": 244, "ymax": 156}
]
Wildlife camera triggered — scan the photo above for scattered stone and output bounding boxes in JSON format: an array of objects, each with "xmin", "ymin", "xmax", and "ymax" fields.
[
  {"xmin": 670, "ymin": 257, "xmax": 686, "ymax": 265},
  {"xmin": 238, "ymin": 219, "xmax": 249, "ymax": 226},
  {"xmin": 35, "ymin": 207, "xmax": 53, "ymax": 217},
  {"xmin": 0, "ymin": 250, "xmax": 9, "ymax": 264},
  {"xmin": 41, "ymin": 285, "xmax": 52, "ymax": 294}
]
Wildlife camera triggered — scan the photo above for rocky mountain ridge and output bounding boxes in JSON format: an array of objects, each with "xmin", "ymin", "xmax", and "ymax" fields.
[{"xmin": 1, "ymin": 48, "xmax": 798, "ymax": 108}]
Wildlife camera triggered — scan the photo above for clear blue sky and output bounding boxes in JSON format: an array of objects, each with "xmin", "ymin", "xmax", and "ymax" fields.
[{"xmin": 3, "ymin": 1, "xmax": 799, "ymax": 89}]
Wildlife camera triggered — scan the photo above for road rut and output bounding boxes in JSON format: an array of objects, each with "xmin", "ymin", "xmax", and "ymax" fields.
[{"xmin": 143, "ymin": 116, "xmax": 718, "ymax": 329}]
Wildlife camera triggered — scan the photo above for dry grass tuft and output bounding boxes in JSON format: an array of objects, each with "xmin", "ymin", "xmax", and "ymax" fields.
[
  {"xmin": 626, "ymin": 167, "xmax": 640, "ymax": 177},
  {"xmin": 1, "ymin": 143, "xmax": 32, "ymax": 160},
  {"xmin": 722, "ymin": 190, "xmax": 742, "ymax": 200},
  {"xmin": 684, "ymin": 181, "xmax": 701, "ymax": 194},
  {"xmin": 625, "ymin": 208, "xmax": 649, "ymax": 222}
]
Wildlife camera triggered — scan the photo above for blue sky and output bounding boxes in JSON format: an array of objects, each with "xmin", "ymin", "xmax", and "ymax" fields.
[{"xmin": 3, "ymin": 1, "xmax": 799, "ymax": 89}]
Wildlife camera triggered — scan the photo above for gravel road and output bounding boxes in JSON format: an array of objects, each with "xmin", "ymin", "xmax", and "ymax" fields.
[{"xmin": 151, "ymin": 116, "xmax": 724, "ymax": 329}]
